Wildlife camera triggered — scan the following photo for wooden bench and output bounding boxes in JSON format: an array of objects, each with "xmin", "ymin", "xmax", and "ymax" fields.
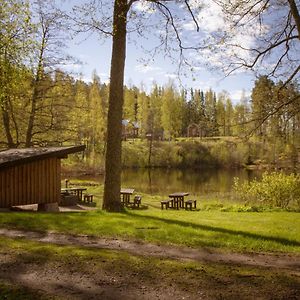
[
  {"xmin": 161, "ymin": 199, "xmax": 171, "ymax": 209},
  {"xmin": 60, "ymin": 194, "xmax": 78, "ymax": 206},
  {"xmin": 84, "ymin": 194, "xmax": 94, "ymax": 203},
  {"xmin": 185, "ymin": 199, "xmax": 197, "ymax": 210},
  {"xmin": 133, "ymin": 195, "xmax": 142, "ymax": 208}
]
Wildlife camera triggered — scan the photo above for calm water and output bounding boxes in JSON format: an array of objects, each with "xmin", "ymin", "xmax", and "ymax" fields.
[{"xmin": 77, "ymin": 168, "xmax": 262, "ymax": 199}]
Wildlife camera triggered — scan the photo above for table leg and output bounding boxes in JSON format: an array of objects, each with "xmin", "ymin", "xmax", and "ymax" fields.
[
  {"xmin": 75, "ymin": 190, "xmax": 79, "ymax": 201},
  {"xmin": 169, "ymin": 199, "xmax": 174, "ymax": 208},
  {"xmin": 124, "ymin": 194, "xmax": 130, "ymax": 205},
  {"xmin": 175, "ymin": 197, "xmax": 179, "ymax": 209},
  {"xmin": 180, "ymin": 196, "xmax": 184, "ymax": 208}
]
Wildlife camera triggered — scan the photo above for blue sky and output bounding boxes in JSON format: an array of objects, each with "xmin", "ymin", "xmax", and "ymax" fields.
[{"xmin": 62, "ymin": 0, "xmax": 258, "ymax": 103}]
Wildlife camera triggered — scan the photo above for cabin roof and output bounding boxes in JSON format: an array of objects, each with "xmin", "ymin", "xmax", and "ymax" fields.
[{"xmin": 0, "ymin": 145, "xmax": 85, "ymax": 169}]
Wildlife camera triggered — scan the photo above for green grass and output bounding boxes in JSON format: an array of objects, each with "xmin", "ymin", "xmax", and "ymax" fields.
[
  {"xmin": 0, "ymin": 206, "xmax": 299, "ymax": 253},
  {"xmin": 2, "ymin": 157, "xmax": 299, "ymax": 297}
]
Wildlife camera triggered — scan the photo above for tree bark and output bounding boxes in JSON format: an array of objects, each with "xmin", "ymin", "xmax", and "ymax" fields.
[
  {"xmin": 1, "ymin": 99, "xmax": 15, "ymax": 148},
  {"xmin": 25, "ymin": 63, "xmax": 43, "ymax": 147},
  {"xmin": 288, "ymin": 0, "xmax": 300, "ymax": 38},
  {"xmin": 26, "ymin": 15, "xmax": 47, "ymax": 148},
  {"xmin": 102, "ymin": 0, "xmax": 128, "ymax": 211},
  {"xmin": 1, "ymin": 59, "xmax": 16, "ymax": 148}
]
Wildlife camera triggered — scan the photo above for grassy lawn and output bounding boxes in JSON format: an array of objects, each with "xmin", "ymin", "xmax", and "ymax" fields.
[
  {"xmin": 0, "ymin": 187, "xmax": 299, "ymax": 299},
  {"xmin": 0, "ymin": 207, "xmax": 299, "ymax": 253}
]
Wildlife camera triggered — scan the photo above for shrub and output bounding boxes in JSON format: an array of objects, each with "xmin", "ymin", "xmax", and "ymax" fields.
[{"xmin": 234, "ymin": 172, "xmax": 300, "ymax": 208}]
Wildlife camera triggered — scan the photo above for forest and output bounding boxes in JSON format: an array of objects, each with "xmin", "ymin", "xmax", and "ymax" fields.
[
  {"xmin": 1, "ymin": 57, "xmax": 299, "ymax": 170},
  {"xmin": 1, "ymin": 0, "xmax": 299, "ymax": 170}
]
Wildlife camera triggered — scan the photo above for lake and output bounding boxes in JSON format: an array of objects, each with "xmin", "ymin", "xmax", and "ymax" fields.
[{"xmin": 75, "ymin": 168, "xmax": 262, "ymax": 199}]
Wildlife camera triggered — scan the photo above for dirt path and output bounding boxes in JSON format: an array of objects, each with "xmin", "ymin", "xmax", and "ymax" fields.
[
  {"xmin": 1, "ymin": 228, "xmax": 300, "ymax": 299},
  {"xmin": 0, "ymin": 228, "xmax": 299, "ymax": 272}
]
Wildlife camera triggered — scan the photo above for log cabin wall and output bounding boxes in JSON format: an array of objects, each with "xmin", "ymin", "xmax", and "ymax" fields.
[{"xmin": 0, "ymin": 157, "xmax": 61, "ymax": 208}]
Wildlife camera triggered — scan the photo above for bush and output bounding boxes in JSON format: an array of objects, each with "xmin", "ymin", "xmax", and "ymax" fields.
[{"xmin": 234, "ymin": 172, "xmax": 300, "ymax": 208}]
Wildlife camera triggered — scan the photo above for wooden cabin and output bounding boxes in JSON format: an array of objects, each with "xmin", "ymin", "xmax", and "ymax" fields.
[
  {"xmin": 187, "ymin": 123, "xmax": 200, "ymax": 137},
  {"xmin": 0, "ymin": 145, "xmax": 85, "ymax": 209},
  {"xmin": 122, "ymin": 120, "xmax": 140, "ymax": 140}
]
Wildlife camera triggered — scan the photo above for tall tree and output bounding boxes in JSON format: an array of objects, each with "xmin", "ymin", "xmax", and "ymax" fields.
[
  {"xmin": 25, "ymin": 0, "xmax": 69, "ymax": 147},
  {"xmin": 89, "ymin": 72, "xmax": 107, "ymax": 162},
  {"xmin": 216, "ymin": 93, "xmax": 226, "ymax": 136},
  {"xmin": 137, "ymin": 90, "xmax": 150, "ymax": 136},
  {"xmin": 205, "ymin": 89, "xmax": 218, "ymax": 136},
  {"xmin": 149, "ymin": 84, "xmax": 163, "ymax": 138},
  {"xmin": 251, "ymin": 76, "xmax": 275, "ymax": 137},
  {"xmin": 233, "ymin": 90, "xmax": 250, "ymax": 137},
  {"xmin": 102, "ymin": 0, "xmax": 128, "ymax": 211},
  {"xmin": 124, "ymin": 86, "xmax": 138, "ymax": 123},
  {"xmin": 0, "ymin": 0, "xmax": 32, "ymax": 147},
  {"xmin": 225, "ymin": 97, "xmax": 233, "ymax": 136},
  {"xmin": 72, "ymin": 0, "xmax": 203, "ymax": 211}
]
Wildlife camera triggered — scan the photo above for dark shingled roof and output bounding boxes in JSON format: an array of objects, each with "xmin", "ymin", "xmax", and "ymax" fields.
[{"xmin": 0, "ymin": 145, "xmax": 85, "ymax": 169}]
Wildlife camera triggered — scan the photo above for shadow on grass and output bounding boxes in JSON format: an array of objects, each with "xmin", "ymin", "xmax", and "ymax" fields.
[
  {"xmin": 124, "ymin": 210, "xmax": 300, "ymax": 248},
  {"xmin": 0, "ymin": 209, "xmax": 299, "ymax": 250}
]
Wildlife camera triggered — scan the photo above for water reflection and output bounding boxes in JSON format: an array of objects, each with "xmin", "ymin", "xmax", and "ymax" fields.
[
  {"xmin": 120, "ymin": 168, "xmax": 262, "ymax": 197},
  {"xmin": 74, "ymin": 168, "xmax": 262, "ymax": 198}
]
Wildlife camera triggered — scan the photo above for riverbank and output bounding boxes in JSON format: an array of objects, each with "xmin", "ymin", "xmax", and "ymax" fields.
[{"xmin": 64, "ymin": 137, "xmax": 299, "ymax": 175}]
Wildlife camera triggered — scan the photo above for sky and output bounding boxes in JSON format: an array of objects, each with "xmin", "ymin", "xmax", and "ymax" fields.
[{"xmin": 62, "ymin": 0, "xmax": 259, "ymax": 103}]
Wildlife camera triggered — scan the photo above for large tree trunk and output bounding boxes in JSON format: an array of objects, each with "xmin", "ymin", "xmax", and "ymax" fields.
[
  {"xmin": 25, "ymin": 20, "xmax": 47, "ymax": 148},
  {"xmin": 25, "ymin": 74, "xmax": 41, "ymax": 147},
  {"xmin": 0, "ymin": 52, "xmax": 16, "ymax": 148},
  {"xmin": 1, "ymin": 100, "xmax": 15, "ymax": 148},
  {"xmin": 288, "ymin": 0, "xmax": 300, "ymax": 38},
  {"xmin": 102, "ymin": 0, "xmax": 128, "ymax": 211}
]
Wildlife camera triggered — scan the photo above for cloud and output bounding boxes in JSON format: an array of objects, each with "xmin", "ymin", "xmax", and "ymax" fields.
[
  {"xmin": 182, "ymin": 22, "xmax": 196, "ymax": 31},
  {"xmin": 201, "ymin": 5, "xmax": 225, "ymax": 33},
  {"xmin": 135, "ymin": 64, "xmax": 162, "ymax": 74},
  {"xmin": 183, "ymin": 1, "xmax": 267, "ymax": 74},
  {"xmin": 133, "ymin": 1, "xmax": 155, "ymax": 13},
  {"xmin": 99, "ymin": 72, "xmax": 109, "ymax": 79},
  {"xmin": 61, "ymin": 63, "xmax": 82, "ymax": 71},
  {"xmin": 230, "ymin": 89, "xmax": 251, "ymax": 103},
  {"xmin": 191, "ymin": 66, "xmax": 205, "ymax": 72},
  {"xmin": 73, "ymin": 74, "xmax": 92, "ymax": 83},
  {"xmin": 164, "ymin": 73, "xmax": 177, "ymax": 79},
  {"xmin": 77, "ymin": 54, "xmax": 90, "ymax": 60}
]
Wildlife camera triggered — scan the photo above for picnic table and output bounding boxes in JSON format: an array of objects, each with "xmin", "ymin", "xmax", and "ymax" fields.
[
  {"xmin": 120, "ymin": 188, "xmax": 135, "ymax": 205},
  {"xmin": 169, "ymin": 192, "xmax": 189, "ymax": 209},
  {"xmin": 61, "ymin": 187, "xmax": 87, "ymax": 201}
]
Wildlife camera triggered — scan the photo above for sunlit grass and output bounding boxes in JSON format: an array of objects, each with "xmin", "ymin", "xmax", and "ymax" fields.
[
  {"xmin": 0, "ymin": 206, "xmax": 299, "ymax": 253},
  {"xmin": 0, "ymin": 170, "xmax": 298, "ymax": 254}
]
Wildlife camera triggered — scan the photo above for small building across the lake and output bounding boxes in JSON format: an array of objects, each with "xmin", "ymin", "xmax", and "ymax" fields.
[{"xmin": 0, "ymin": 145, "xmax": 85, "ymax": 210}]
